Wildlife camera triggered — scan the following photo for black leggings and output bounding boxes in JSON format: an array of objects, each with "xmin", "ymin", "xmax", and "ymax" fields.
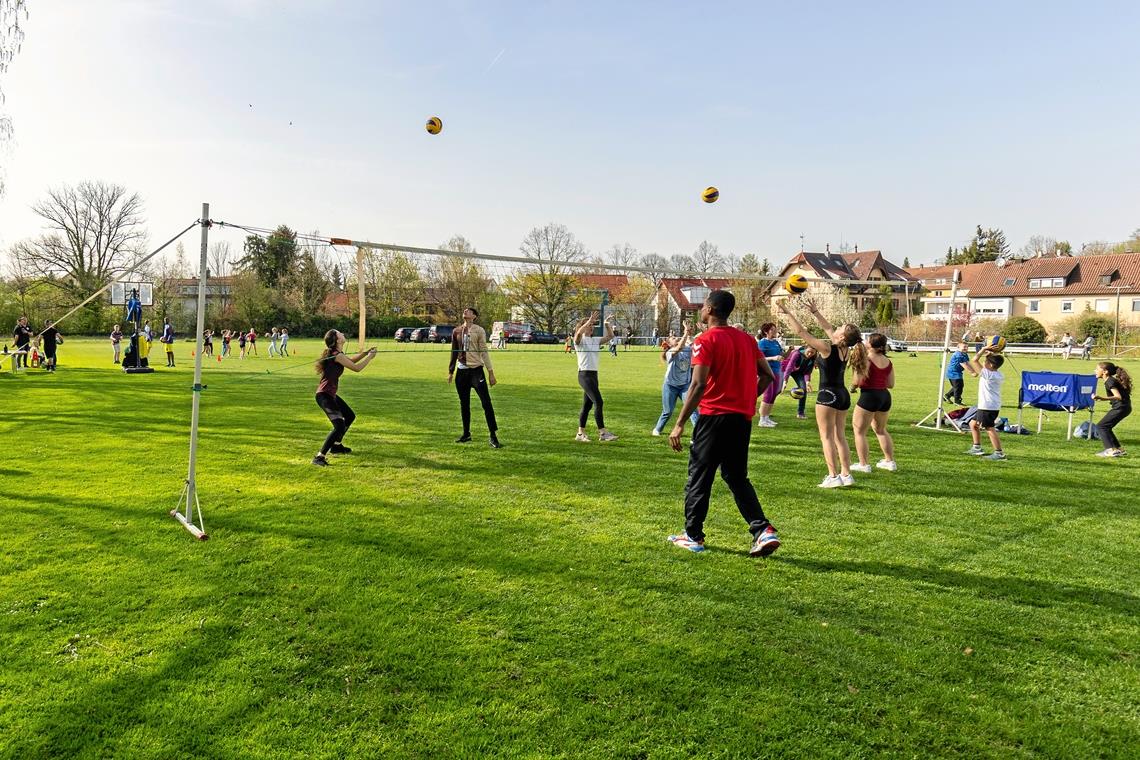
[
  {"xmin": 578, "ymin": 370, "xmax": 605, "ymax": 429},
  {"xmin": 1097, "ymin": 407, "xmax": 1131, "ymax": 450},
  {"xmin": 315, "ymin": 393, "xmax": 356, "ymax": 454},
  {"xmin": 455, "ymin": 367, "xmax": 498, "ymax": 434}
]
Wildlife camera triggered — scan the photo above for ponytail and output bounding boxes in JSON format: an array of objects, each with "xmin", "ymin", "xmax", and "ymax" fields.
[
  {"xmin": 1100, "ymin": 362, "xmax": 1132, "ymax": 392},
  {"xmin": 848, "ymin": 341, "xmax": 869, "ymax": 378},
  {"xmin": 315, "ymin": 330, "xmax": 339, "ymax": 375}
]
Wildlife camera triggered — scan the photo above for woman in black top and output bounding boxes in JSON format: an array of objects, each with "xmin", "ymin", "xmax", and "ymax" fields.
[
  {"xmin": 1093, "ymin": 362, "xmax": 1132, "ymax": 457},
  {"xmin": 40, "ymin": 320, "xmax": 61, "ymax": 373},
  {"xmin": 312, "ymin": 330, "xmax": 377, "ymax": 466},
  {"xmin": 776, "ymin": 298, "xmax": 862, "ymax": 488}
]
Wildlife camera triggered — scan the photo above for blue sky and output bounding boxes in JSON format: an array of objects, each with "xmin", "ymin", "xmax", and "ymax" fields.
[{"xmin": 2, "ymin": 0, "xmax": 1139, "ymax": 266}]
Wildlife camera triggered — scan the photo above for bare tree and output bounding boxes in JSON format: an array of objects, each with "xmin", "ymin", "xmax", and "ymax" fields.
[
  {"xmin": 1, "ymin": 0, "xmax": 28, "ymax": 197},
  {"xmin": 14, "ymin": 181, "xmax": 148, "ymax": 296},
  {"xmin": 1018, "ymin": 235, "xmax": 1072, "ymax": 258},
  {"xmin": 519, "ymin": 223, "xmax": 586, "ymax": 275},
  {"xmin": 606, "ymin": 242, "xmax": 639, "ymax": 268},
  {"xmin": 207, "ymin": 241, "xmax": 232, "ymax": 278},
  {"xmin": 690, "ymin": 240, "xmax": 724, "ymax": 273},
  {"xmin": 638, "ymin": 253, "xmax": 669, "ymax": 289}
]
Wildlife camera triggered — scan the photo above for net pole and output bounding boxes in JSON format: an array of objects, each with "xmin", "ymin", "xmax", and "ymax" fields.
[
  {"xmin": 356, "ymin": 246, "xmax": 367, "ymax": 351},
  {"xmin": 172, "ymin": 203, "xmax": 210, "ymax": 540},
  {"xmin": 932, "ymin": 269, "xmax": 961, "ymax": 430}
]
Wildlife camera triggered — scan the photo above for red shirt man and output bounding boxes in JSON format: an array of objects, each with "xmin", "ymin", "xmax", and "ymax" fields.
[{"xmin": 691, "ymin": 325, "xmax": 763, "ymax": 417}]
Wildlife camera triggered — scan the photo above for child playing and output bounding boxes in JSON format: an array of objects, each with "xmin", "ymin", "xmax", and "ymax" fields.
[
  {"xmin": 964, "ymin": 347, "xmax": 1006, "ymax": 460},
  {"xmin": 943, "ymin": 341, "xmax": 973, "ymax": 405}
]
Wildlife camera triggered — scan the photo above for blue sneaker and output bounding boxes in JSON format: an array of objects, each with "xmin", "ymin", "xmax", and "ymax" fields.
[
  {"xmin": 668, "ymin": 532, "xmax": 705, "ymax": 552},
  {"xmin": 750, "ymin": 526, "xmax": 780, "ymax": 558}
]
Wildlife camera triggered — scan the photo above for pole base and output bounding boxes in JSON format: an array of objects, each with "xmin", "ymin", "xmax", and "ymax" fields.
[
  {"xmin": 124, "ymin": 366, "xmax": 155, "ymax": 374},
  {"xmin": 170, "ymin": 509, "xmax": 208, "ymax": 540}
]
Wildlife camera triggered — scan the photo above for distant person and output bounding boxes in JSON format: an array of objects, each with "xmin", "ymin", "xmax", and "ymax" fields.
[
  {"xmin": 666, "ymin": 289, "xmax": 779, "ymax": 557},
  {"xmin": 574, "ymin": 312, "xmax": 618, "ymax": 442},
  {"xmin": 776, "ymin": 297, "xmax": 861, "ymax": 488},
  {"xmin": 963, "ymin": 347, "xmax": 1007, "ymax": 460},
  {"xmin": 781, "ymin": 344, "xmax": 817, "ymax": 419},
  {"xmin": 608, "ymin": 329, "xmax": 620, "ymax": 357},
  {"xmin": 311, "ymin": 330, "xmax": 377, "ymax": 466},
  {"xmin": 143, "ymin": 320, "xmax": 154, "ymax": 342},
  {"xmin": 756, "ymin": 323, "xmax": 785, "ymax": 427},
  {"xmin": 247, "ymin": 328, "xmax": 258, "ymax": 356},
  {"xmin": 202, "ymin": 329, "xmax": 214, "ymax": 357},
  {"xmin": 160, "ymin": 317, "xmax": 176, "ymax": 367},
  {"xmin": 943, "ymin": 341, "xmax": 974, "ymax": 406},
  {"xmin": 279, "ymin": 327, "xmax": 290, "ymax": 356},
  {"xmin": 39, "ymin": 319, "xmax": 61, "ymax": 373},
  {"xmin": 624, "ymin": 326, "xmax": 633, "ymax": 351},
  {"xmin": 13, "ymin": 316, "xmax": 31, "ymax": 369},
  {"xmin": 110, "ymin": 324, "xmax": 123, "ymax": 364},
  {"xmin": 268, "ymin": 328, "xmax": 280, "ymax": 357},
  {"xmin": 1061, "ymin": 332, "xmax": 1074, "ymax": 360},
  {"xmin": 448, "ymin": 306, "xmax": 501, "ymax": 448},
  {"xmin": 238, "ymin": 329, "xmax": 247, "ymax": 359},
  {"xmin": 652, "ymin": 321, "xmax": 698, "ymax": 436},
  {"xmin": 564, "ymin": 335, "xmax": 574, "ymax": 354},
  {"xmin": 1093, "ymin": 362, "xmax": 1131, "ymax": 457},
  {"xmin": 1081, "ymin": 335, "xmax": 1094, "ymax": 360},
  {"xmin": 849, "ymin": 333, "xmax": 896, "ymax": 472},
  {"xmin": 221, "ymin": 330, "xmax": 232, "ymax": 358}
]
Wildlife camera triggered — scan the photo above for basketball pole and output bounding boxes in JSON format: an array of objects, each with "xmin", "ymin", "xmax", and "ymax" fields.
[
  {"xmin": 915, "ymin": 268, "xmax": 960, "ymax": 431},
  {"xmin": 171, "ymin": 203, "xmax": 210, "ymax": 540},
  {"xmin": 356, "ymin": 246, "xmax": 367, "ymax": 351}
]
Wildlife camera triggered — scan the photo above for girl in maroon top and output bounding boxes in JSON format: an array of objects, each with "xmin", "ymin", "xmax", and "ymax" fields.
[
  {"xmin": 850, "ymin": 333, "xmax": 896, "ymax": 472},
  {"xmin": 312, "ymin": 329, "xmax": 377, "ymax": 466}
]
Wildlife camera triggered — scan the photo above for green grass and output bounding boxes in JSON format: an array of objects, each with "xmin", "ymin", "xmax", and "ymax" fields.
[{"xmin": 2, "ymin": 339, "xmax": 1137, "ymax": 758}]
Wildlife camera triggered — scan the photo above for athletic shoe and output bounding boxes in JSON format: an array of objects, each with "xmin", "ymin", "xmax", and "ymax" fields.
[
  {"xmin": 849, "ymin": 463, "xmax": 873, "ymax": 474},
  {"xmin": 455, "ymin": 434, "xmax": 472, "ymax": 443},
  {"xmin": 876, "ymin": 459, "xmax": 898, "ymax": 472},
  {"xmin": 651, "ymin": 428, "xmax": 661, "ymax": 436},
  {"xmin": 668, "ymin": 532, "xmax": 705, "ymax": 553},
  {"xmin": 839, "ymin": 474, "xmax": 855, "ymax": 487},
  {"xmin": 329, "ymin": 443, "xmax": 352, "ymax": 454},
  {"xmin": 599, "ymin": 431, "xmax": 618, "ymax": 442},
  {"xmin": 750, "ymin": 526, "xmax": 780, "ymax": 558},
  {"xmin": 1095, "ymin": 449, "xmax": 1115, "ymax": 457},
  {"xmin": 817, "ymin": 475, "xmax": 842, "ymax": 488},
  {"xmin": 796, "ymin": 414, "xmax": 807, "ymax": 419},
  {"xmin": 985, "ymin": 451, "xmax": 1007, "ymax": 461},
  {"xmin": 1111, "ymin": 450, "xmax": 1127, "ymax": 457},
  {"xmin": 575, "ymin": 432, "xmax": 590, "ymax": 443},
  {"xmin": 965, "ymin": 446, "xmax": 985, "ymax": 456},
  {"xmin": 489, "ymin": 435, "xmax": 501, "ymax": 449},
  {"xmin": 757, "ymin": 418, "xmax": 777, "ymax": 428},
  {"xmin": 311, "ymin": 455, "xmax": 328, "ymax": 467}
]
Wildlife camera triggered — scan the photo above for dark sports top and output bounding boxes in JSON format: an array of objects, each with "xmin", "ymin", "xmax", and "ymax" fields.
[
  {"xmin": 1105, "ymin": 376, "xmax": 1131, "ymax": 410},
  {"xmin": 42, "ymin": 327, "xmax": 59, "ymax": 351},
  {"xmin": 857, "ymin": 357, "xmax": 892, "ymax": 390},
  {"xmin": 317, "ymin": 352, "xmax": 345, "ymax": 396},
  {"xmin": 817, "ymin": 344, "xmax": 848, "ymax": 388},
  {"xmin": 13, "ymin": 324, "xmax": 31, "ymax": 347}
]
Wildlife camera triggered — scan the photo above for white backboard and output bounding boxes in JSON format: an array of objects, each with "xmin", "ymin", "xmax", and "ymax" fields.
[{"xmin": 111, "ymin": 281, "xmax": 153, "ymax": 306}]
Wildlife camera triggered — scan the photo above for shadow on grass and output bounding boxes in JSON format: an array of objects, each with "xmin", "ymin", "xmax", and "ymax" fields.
[{"xmin": 783, "ymin": 556, "xmax": 1140, "ymax": 616}]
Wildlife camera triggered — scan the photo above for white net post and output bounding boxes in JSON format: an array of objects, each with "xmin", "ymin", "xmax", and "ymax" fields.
[
  {"xmin": 916, "ymin": 268, "xmax": 960, "ymax": 431},
  {"xmin": 171, "ymin": 203, "xmax": 210, "ymax": 540}
]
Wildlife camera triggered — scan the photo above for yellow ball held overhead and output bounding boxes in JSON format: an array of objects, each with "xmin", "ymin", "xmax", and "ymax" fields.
[
  {"xmin": 784, "ymin": 273, "xmax": 809, "ymax": 294},
  {"xmin": 986, "ymin": 335, "xmax": 1007, "ymax": 353},
  {"xmin": 701, "ymin": 186, "xmax": 719, "ymax": 203},
  {"xmin": 425, "ymin": 116, "xmax": 443, "ymax": 135}
]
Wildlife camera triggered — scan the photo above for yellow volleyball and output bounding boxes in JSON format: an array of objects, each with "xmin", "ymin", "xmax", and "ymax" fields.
[
  {"xmin": 425, "ymin": 116, "xmax": 443, "ymax": 135},
  {"xmin": 701, "ymin": 186, "xmax": 719, "ymax": 203},
  {"xmin": 785, "ymin": 274, "xmax": 809, "ymax": 294}
]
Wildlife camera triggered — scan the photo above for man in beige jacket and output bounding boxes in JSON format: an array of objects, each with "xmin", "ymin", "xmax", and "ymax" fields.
[{"xmin": 448, "ymin": 306, "xmax": 501, "ymax": 448}]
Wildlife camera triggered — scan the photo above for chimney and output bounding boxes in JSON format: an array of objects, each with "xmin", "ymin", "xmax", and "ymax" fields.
[
  {"xmin": 854, "ymin": 244, "xmax": 858, "ymax": 253},
  {"xmin": 826, "ymin": 243, "xmax": 830, "ymax": 254}
]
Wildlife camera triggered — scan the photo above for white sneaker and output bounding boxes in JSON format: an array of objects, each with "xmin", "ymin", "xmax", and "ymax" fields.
[
  {"xmin": 651, "ymin": 428, "xmax": 661, "ymax": 437},
  {"xmin": 876, "ymin": 459, "xmax": 898, "ymax": 472},
  {"xmin": 817, "ymin": 475, "xmax": 843, "ymax": 488},
  {"xmin": 850, "ymin": 463, "xmax": 873, "ymax": 474},
  {"xmin": 599, "ymin": 431, "xmax": 619, "ymax": 442},
  {"xmin": 839, "ymin": 474, "xmax": 855, "ymax": 487},
  {"xmin": 575, "ymin": 432, "xmax": 590, "ymax": 443},
  {"xmin": 757, "ymin": 418, "xmax": 777, "ymax": 428}
]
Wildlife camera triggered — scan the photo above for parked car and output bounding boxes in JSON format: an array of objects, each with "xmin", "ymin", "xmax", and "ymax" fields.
[
  {"xmin": 490, "ymin": 321, "xmax": 534, "ymax": 344},
  {"xmin": 520, "ymin": 330, "xmax": 560, "ymax": 344},
  {"xmin": 862, "ymin": 331, "xmax": 908, "ymax": 352},
  {"xmin": 394, "ymin": 327, "xmax": 416, "ymax": 342},
  {"xmin": 428, "ymin": 324, "xmax": 455, "ymax": 344},
  {"xmin": 409, "ymin": 327, "xmax": 429, "ymax": 343}
]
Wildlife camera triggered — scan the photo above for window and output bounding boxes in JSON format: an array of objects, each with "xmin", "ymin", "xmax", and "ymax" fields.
[
  {"xmin": 1099, "ymin": 275, "xmax": 1113, "ymax": 286},
  {"xmin": 1027, "ymin": 300, "xmax": 1040, "ymax": 313},
  {"xmin": 1028, "ymin": 277, "xmax": 1066, "ymax": 289},
  {"xmin": 935, "ymin": 278, "xmax": 946, "ymax": 285},
  {"xmin": 1061, "ymin": 300, "xmax": 1074, "ymax": 313},
  {"xmin": 1003, "ymin": 277, "xmax": 1015, "ymax": 286},
  {"xmin": 1133, "ymin": 298, "xmax": 1140, "ymax": 312},
  {"xmin": 1095, "ymin": 299, "xmax": 1110, "ymax": 313}
]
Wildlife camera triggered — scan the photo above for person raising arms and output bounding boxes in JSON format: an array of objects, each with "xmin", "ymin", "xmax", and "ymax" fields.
[
  {"xmin": 849, "ymin": 333, "xmax": 897, "ymax": 473},
  {"xmin": 1093, "ymin": 362, "xmax": 1132, "ymax": 457},
  {"xmin": 573, "ymin": 312, "xmax": 618, "ymax": 442},
  {"xmin": 776, "ymin": 297, "xmax": 861, "ymax": 487},
  {"xmin": 311, "ymin": 330, "xmax": 377, "ymax": 467}
]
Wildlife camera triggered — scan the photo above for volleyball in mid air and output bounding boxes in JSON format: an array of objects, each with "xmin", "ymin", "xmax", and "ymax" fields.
[
  {"xmin": 986, "ymin": 335, "xmax": 1007, "ymax": 353},
  {"xmin": 787, "ymin": 386, "xmax": 806, "ymax": 400},
  {"xmin": 784, "ymin": 274, "xmax": 809, "ymax": 294},
  {"xmin": 425, "ymin": 116, "xmax": 443, "ymax": 135},
  {"xmin": 701, "ymin": 186, "xmax": 719, "ymax": 203}
]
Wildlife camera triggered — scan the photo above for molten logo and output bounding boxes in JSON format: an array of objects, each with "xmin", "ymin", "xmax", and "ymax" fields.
[{"xmin": 1027, "ymin": 383, "xmax": 1067, "ymax": 392}]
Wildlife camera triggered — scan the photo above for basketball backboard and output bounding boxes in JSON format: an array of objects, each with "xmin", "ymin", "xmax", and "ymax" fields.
[{"xmin": 111, "ymin": 281, "xmax": 153, "ymax": 306}]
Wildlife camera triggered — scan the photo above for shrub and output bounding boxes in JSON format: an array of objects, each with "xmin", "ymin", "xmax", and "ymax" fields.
[
  {"xmin": 1077, "ymin": 315, "xmax": 1114, "ymax": 344},
  {"xmin": 1003, "ymin": 316, "xmax": 1046, "ymax": 344}
]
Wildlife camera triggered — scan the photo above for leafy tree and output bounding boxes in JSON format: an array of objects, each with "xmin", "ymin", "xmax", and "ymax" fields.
[
  {"xmin": 945, "ymin": 225, "xmax": 1010, "ymax": 265},
  {"xmin": 1003, "ymin": 316, "xmax": 1046, "ymax": 343},
  {"xmin": 431, "ymin": 255, "xmax": 491, "ymax": 322},
  {"xmin": 1077, "ymin": 314, "xmax": 1114, "ymax": 344},
  {"xmin": 506, "ymin": 224, "xmax": 594, "ymax": 332},
  {"xmin": 874, "ymin": 296, "xmax": 895, "ymax": 326},
  {"xmin": 365, "ymin": 250, "xmax": 425, "ymax": 321},
  {"xmin": 294, "ymin": 250, "xmax": 330, "ymax": 317},
  {"xmin": 235, "ymin": 226, "xmax": 298, "ymax": 287},
  {"xmin": 231, "ymin": 271, "xmax": 279, "ymax": 328},
  {"xmin": 609, "ymin": 275, "xmax": 657, "ymax": 334}
]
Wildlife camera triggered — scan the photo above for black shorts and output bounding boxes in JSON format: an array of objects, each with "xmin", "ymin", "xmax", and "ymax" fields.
[
  {"xmin": 857, "ymin": 388, "xmax": 892, "ymax": 412},
  {"xmin": 974, "ymin": 409, "xmax": 999, "ymax": 429},
  {"xmin": 315, "ymin": 392, "xmax": 347, "ymax": 422},
  {"xmin": 815, "ymin": 386, "xmax": 851, "ymax": 411}
]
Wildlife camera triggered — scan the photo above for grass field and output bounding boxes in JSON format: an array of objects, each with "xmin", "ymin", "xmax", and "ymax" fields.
[{"xmin": 1, "ymin": 338, "xmax": 1137, "ymax": 758}]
